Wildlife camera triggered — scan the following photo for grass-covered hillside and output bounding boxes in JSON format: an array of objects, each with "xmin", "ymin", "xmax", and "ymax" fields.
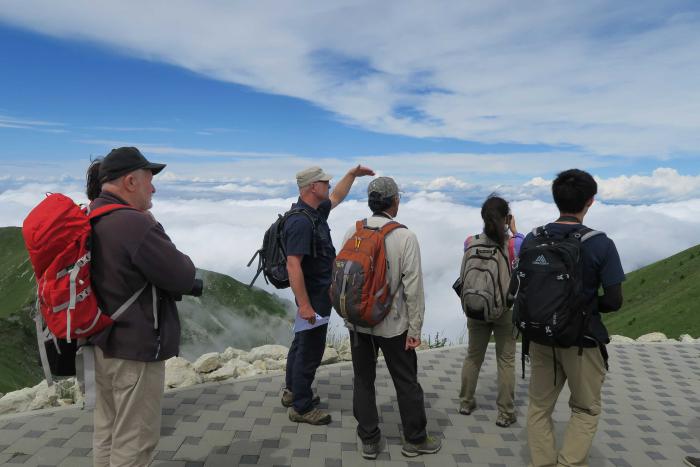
[
  {"xmin": 603, "ymin": 244, "xmax": 700, "ymax": 338},
  {"xmin": 0, "ymin": 226, "xmax": 292, "ymax": 394}
]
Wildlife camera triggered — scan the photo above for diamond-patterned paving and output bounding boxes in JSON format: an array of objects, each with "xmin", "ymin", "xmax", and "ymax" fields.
[{"xmin": 0, "ymin": 343, "xmax": 698, "ymax": 466}]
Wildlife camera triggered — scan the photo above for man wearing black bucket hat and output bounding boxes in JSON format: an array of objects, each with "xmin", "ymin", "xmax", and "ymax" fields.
[{"xmin": 86, "ymin": 147, "xmax": 202, "ymax": 466}]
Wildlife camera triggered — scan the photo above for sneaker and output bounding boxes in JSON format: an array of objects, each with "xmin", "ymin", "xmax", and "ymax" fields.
[
  {"xmin": 281, "ymin": 388, "xmax": 321, "ymax": 408},
  {"xmin": 361, "ymin": 440, "xmax": 381, "ymax": 460},
  {"xmin": 495, "ymin": 412, "xmax": 517, "ymax": 427},
  {"xmin": 288, "ymin": 407, "xmax": 331, "ymax": 425},
  {"xmin": 685, "ymin": 457, "xmax": 700, "ymax": 467},
  {"xmin": 401, "ymin": 435, "xmax": 442, "ymax": 457},
  {"xmin": 458, "ymin": 400, "xmax": 476, "ymax": 415}
]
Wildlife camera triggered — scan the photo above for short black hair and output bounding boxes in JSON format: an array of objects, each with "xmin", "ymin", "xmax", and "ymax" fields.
[
  {"xmin": 368, "ymin": 192, "xmax": 394, "ymax": 214},
  {"xmin": 552, "ymin": 169, "xmax": 597, "ymax": 213}
]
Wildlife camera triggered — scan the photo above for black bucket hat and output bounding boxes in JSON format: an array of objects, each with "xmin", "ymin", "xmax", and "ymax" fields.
[{"xmin": 98, "ymin": 146, "xmax": 166, "ymax": 183}]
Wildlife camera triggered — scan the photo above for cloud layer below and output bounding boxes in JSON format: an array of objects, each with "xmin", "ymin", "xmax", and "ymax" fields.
[{"xmin": 3, "ymin": 175, "xmax": 699, "ymax": 341}]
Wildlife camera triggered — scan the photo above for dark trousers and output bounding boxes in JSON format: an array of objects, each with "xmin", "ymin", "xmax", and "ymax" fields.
[
  {"xmin": 285, "ymin": 323, "xmax": 328, "ymax": 414},
  {"xmin": 349, "ymin": 330, "xmax": 427, "ymax": 444}
]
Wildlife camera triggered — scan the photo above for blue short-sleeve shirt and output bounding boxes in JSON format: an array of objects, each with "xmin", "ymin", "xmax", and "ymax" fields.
[
  {"xmin": 522, "ymin": 222, "xmax": 626, "ymax": 345},
  {"xmin": 282, "ymin": 198, "xmax": 335, "ymax": 317}
]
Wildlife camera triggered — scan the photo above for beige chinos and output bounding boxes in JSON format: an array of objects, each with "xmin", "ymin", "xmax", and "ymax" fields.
[
  {"xmin": 459, "ymin": 308, "xmax": 516, "ymax": 416},
  {"xmin": 527, "ymin": 341, "xmax": 607, "ymax": 467},
  {"xmin": 92, "ymin": 346, "xmax": 166, "ymax": 467}
]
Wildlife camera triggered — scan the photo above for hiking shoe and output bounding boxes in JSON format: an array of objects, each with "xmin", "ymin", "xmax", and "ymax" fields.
[
  {"xmin": 361, "ymin": 440, "xmax": 381, "ymax": 459},
  {"xmin": 288, "ymin": 407, "xmax": 331, "ymax": 425},
  {"xmin": 495, "ymin": 412, "xmax": 517, "ymax": 427},
  {"xmin": 458, "ymin": 400, "xmax": 476, "ymax": 415},
  {"xmin": 401, "ymin": 435, "xmax": 442, "ymax": 457},
  {"xmin": 685, "ymin": 457, "xmax": 700, "ymax": 467},
  {"xmin": 281, "ymin": 388, "xmax": 321, "ymax": 408}
]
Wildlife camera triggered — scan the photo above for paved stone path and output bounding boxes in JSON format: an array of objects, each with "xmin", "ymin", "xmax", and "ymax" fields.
[{"xmin": 0, "ymin": 343, "xmax": 698, "ymax": 466}]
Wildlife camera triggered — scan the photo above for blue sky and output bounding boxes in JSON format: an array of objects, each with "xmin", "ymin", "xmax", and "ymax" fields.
[
  {"xmin": 0, "ymin": 23, "xmax": 559, "ymax": 167},
  {"xmin": 0, "ymin": 1, "xmax": 699, "ymax": 196}
]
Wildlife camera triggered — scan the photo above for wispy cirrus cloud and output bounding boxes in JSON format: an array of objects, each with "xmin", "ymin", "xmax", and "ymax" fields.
[
  {"xmin": 76, "ymin": 139, "xmax": 295, "ymax": 159},
  {"xmin": 84, "ymin": 126, "xmax": 174, "ymax": 132},
  {"xmin": 0, "ymin": 113, "xmax": 67, "ymax": 133},
  {"xmin": 1, "ymin": 1, "xmax": 699, "ymax": 157}
]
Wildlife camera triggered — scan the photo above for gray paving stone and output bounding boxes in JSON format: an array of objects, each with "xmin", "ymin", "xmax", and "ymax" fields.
[{"xmin": 1, "ymin": 343, "xmax": 698, "ymax": 466}]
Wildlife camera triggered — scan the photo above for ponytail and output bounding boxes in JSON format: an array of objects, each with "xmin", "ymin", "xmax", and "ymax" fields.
[
  {"xmin": 86, "ymin": 159, "xmax": 102, "ymax": 201},
  {"xmin": 481, "ymin": 195, "xmax": 509, "ymax": 245}
]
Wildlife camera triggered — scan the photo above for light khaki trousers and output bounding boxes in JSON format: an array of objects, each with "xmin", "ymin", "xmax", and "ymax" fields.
[
  {"xmin": 93, "ymin": 346, "xmax": 165, "ymax": 467},
  {"xmin": 527, "ymin": 342, "xmax": 607, "ymax": 467},
  {"xmin": 459, "ymin": 308, "xmax": 516, "ymax": 415}
]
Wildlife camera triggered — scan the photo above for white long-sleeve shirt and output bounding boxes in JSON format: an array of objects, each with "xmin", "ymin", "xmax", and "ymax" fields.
[{"xmin": 341, "ymin": 213, "xmax": 425, "ymax": 339}]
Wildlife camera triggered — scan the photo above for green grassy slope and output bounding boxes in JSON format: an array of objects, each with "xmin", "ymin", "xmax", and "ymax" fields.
[
  {"xmin": 0, "ymin": 227, "xmax": 35, "ymax": 318},
  {"xmin": 0, "ymin": 227, "xmax": 43, "ymax": 393},
  {"xmin": 0, "ymin": 227, "xmax": 291, "ymax": 394},
  {"xmin": 603, "ymin": 244, "xmax": 700, "ymax": 338}
]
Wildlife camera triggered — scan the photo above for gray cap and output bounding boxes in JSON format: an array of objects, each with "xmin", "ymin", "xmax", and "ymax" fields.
[
  {"xmin": 296, "ymin": 166, "xmax": 332, "ymax": 188},
  {"xmin": 367, "ymin": 176, "xmax": 399, "ymax": 198}
]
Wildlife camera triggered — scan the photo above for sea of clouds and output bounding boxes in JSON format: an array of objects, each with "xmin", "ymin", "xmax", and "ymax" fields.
[{"xmin": 2, "ymin": 169, "xmax": 699, "ymax": 342}]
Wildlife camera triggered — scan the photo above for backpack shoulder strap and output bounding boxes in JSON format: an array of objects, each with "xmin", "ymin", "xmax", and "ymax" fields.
[
  {"xmin": 532, "ymin": 225, "xmax": 547, "ymax": 237},
  {"xmin": 88, "ymin": 204, "xmax": 137, "ymax": 220},
  {"xmin": 578, "ymin": 228, "xmax": 604, "ymax": 243},
  {"xmin": 378, "ymin": 221, "xmax": 406, "ymax": 237},
  {"xmin": 283, "ymin": 208, "xmax": 319, "ymax": 256},
  {"xmin": 508, "ymin": 236, "xmax": 516, "ymax": 266}
]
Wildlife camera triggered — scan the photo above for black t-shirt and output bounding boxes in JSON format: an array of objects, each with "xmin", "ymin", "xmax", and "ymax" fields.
[
  {"xmin": 522, "ymin": 222, "xmax": 626, "ymax": 345},
  {"xmin": 282, "ymin": 198, "xmax": 335, "ymax": 317}
]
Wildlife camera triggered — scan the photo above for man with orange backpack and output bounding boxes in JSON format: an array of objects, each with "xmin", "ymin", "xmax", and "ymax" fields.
[{"xmin": 332, "ymin": 177, "xmax": 441, "ymax": 459}]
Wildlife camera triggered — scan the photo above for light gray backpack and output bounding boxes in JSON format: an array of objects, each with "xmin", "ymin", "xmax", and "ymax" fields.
[{"xmin": 458, "ymin": 234, "xmax": 512, "ymax": 322}]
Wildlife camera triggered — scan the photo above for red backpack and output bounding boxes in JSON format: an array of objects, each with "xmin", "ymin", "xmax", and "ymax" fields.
[
  {"xmin": 330, "ymin": 219, "xmax": 405, "ymax": 329},
  {"xmin": 22, "ymin": 193, "xmax": 137, "ymax": 342}
]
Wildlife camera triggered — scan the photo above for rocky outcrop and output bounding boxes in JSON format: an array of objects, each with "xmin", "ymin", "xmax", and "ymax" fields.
[
  {"xmin": 610, "ymin": 335, "xmax": 636, "ymax": 343},
  {"xmin": 2, "ymin": 333, "xmax": 697, "ymax": 416},
  {"xmin": 165, "ymin": 357, "xmax": 202, "ymax": 389},
  {"xmin": 193, "ymin": 353, "xmax": 222, "ymax": 373},
  {"xmin": 609, "ymin": 332, "xmax": 700, "ymax": 344},
  {"xmin": 636, "ymin": 332, "xmax": 668, "ymax": 343}
]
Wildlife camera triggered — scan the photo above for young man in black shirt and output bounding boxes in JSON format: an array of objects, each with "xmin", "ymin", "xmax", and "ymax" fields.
[{"xmin": 525, "ymin": 169, "xmax": 625, "ymax": 466}]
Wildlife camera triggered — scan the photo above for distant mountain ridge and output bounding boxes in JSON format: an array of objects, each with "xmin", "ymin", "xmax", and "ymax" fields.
[{"xmin": 0, "ymin": 226, "xmax": 293, "ymax": 394}]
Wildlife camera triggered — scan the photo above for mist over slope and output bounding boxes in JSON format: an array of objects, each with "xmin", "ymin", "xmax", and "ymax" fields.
[{"xmin": 0, "ymin": 227, "xmax": 293, "ymax": 393}]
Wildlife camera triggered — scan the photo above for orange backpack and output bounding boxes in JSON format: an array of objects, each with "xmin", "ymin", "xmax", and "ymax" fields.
[{"xmin": 331, "ymin": 219, "xmax": 405, "ymax": 328}]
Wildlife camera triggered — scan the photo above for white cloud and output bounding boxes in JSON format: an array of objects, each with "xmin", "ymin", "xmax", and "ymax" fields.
[
  {"xmin": 2, "ymin": 1, "xmax": 699, "ymax": 156},
  {"xmin": 596, "ymin": 168, "xmax": 700, "ymax": 203},
  {"xmin": 0, "ymin": 113, "xmax": 66, "ymax": 133},
  {"xmin": 518, "ymin": 168, "xmax": 700, "ymax": 204},
  {"xmin": 3, "ymin": 179, "xmax": 700, "ymax": 342}
]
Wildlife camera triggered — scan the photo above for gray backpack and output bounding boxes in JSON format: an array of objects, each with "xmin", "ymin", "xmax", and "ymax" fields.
[{"xmin": 457, "ymin": 234, "xmax": 512, "ymax": 322}]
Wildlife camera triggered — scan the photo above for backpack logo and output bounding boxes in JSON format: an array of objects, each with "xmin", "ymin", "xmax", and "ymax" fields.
[{"xmin": 533, "ymin": 254, "xmax": 549, "ymax": 265}]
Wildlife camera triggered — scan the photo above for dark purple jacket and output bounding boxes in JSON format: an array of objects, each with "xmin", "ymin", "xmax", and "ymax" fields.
[{"xmin": 88, "ymin": 191, "xmax": 196, "ymax": 361}]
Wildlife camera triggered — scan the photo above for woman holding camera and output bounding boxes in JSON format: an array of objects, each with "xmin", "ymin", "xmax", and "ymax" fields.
[{"xmin": 457, "ymin": 195, "xmax": 523, "ymax": 427}]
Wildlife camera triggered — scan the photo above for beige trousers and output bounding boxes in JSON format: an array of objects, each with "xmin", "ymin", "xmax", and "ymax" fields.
[
  {"xmin": 459, "ymin": 308, "xmax": 516, "ymax": 415},
  {"xmin": 92, "ymin": 346, "xmax": 165, "ymax": 467},
  {"xmin": 527, "ymin": 342, "xmax": 607, "ymax": 467}
]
